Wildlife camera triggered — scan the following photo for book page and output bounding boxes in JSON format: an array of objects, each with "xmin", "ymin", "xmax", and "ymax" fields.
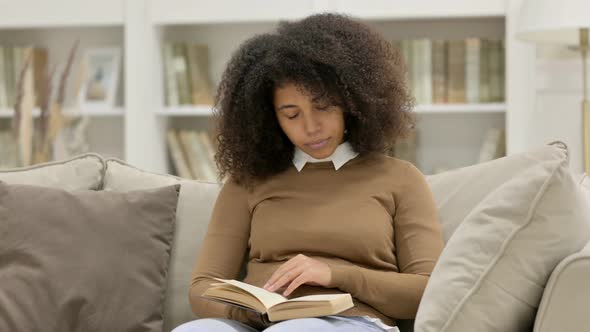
[
  {"xmin": 267, "ymin": 293, "xmax": 354, "ymax": 322},
  {"xmin": 282, "ymin": 294, "xmax": 351, "ymax": 303},
  {"xmin": 214, "ymin": 278, "xmax": 287, "ymax": 309}
]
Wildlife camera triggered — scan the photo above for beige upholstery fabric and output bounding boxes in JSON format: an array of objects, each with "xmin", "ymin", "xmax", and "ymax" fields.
[
  {"xmin": 103, "ymin": 158, "xmax": 222, "ymax": 332},
  {"xmin": 532, "ymin": 241, "xmax": 590, "ymax": 332},
  {"xmin": 532, "ymin": 174, "xmax": 590, "ymax": 332},
  {"xmin": 0, "ymin": 153, "xmax": 104, "ymax": 190},
  {"xmin": 416, "ymin": 143, "xmax": 590, "ymax": 332},
  {"xmin": 426, "ymin": 142, "xmax": 568, "ymax": 242},
  {"xmin": 0, "ymin": 181, "xmax": 180, "ymax": 332}
]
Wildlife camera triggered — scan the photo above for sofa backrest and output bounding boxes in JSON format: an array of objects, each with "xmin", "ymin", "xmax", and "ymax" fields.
[
  {"xmin": 102, "ymin": 158, "xmax": 222, "ymax": 332},
  {"xmin": 3, "ymin": 144, "xmax": 589, "ymax": 332},
  {"xmin": 0, "ymin": 153, "xmax": 104, "ymax": 190}
]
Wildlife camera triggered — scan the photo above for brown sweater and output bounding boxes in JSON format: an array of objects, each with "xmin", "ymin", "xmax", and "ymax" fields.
[{"xmin": 189, "ymin": 152, "xmax": 444, "ymax": 327}]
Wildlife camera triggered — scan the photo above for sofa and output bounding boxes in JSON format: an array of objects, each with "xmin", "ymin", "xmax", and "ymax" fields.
[{"xmin": 0, "ymin": 141, "xmax": 588, "ymax": 332}]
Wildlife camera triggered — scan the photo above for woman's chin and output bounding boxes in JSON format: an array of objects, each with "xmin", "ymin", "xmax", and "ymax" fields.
[{"xmin": 306, "ymin": 147, "xmax": 336, "ymax": 160}]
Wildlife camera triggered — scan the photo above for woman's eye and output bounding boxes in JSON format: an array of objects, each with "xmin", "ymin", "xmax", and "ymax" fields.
[
  {"xmin": 315, "ymin": 104, "xmax": 332, "ymax": 111},
  {"xmin": 287, "ymin": 113, "xmax": 299, "ymax": 119}
]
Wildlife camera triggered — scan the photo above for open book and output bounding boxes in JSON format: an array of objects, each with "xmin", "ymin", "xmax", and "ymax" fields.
[{"xmin": 201, "ymin": 278, "xmax": 354, "ymax": 322}]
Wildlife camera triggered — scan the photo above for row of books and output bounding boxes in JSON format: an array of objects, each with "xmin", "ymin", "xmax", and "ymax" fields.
[
  {"xmin": 0, "ymin": 46, "xmax": 48, "ymax": 109},
  {"xmin": 389, "ymin": 130, "xmax": 418, "ymax": 166},
  {"xmin": 390, "ymin": 127, "xmax": 506, "ymax": 174},
  {"xmin": 392, "ymin": 38, "xmax": 505, "ymax": 105},
  {"xmin": 162, "ymin": 43, "xmax": 215, "ymax": 107},
  {"xmin": 477, "ymin": 127, "xmax": 506, "ymax": 164},
  {"xmin": 166, "ymin": 128, "xmax": 220, "ymax": 181}
]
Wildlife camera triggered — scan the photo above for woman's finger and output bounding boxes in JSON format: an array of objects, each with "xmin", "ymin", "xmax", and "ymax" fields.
[
  {"xmin": 264, "ymin": 260, "xmax": 295, "ymax": 289},
  {"xmin": 264, "ymin": 255, "xmax": 305, "ymax": 289},
  {"xmin": 282, "ymin": 272, "xmax": 308, "ymax": 297},
  {"xmin": 265, "ymin": 265, "xmax": 303, "ymax": 293}
]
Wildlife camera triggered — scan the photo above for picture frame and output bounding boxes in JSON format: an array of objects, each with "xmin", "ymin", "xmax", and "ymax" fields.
[{"xmin": 78, "ymin": 47, "xmax": 121, "ymax": 110}]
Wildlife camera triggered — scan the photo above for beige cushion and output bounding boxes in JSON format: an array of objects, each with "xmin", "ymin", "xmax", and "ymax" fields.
[
  {"xmin": 426, "ymin": 141, "xmax": 569, "ymax": 242},
  {"xmin": 532, "ymin": 174, "xmax": 590, "ymax": 332},
  {"xmin": 0, "ymin": 153, "xmax": 104, "ymax": 190},
  {"xmin": 415, "ymin": 143, "xmax": 590, "ymax": 332},
  {"xmin": 532, "ymin": 241, "xmax": 590, "ymax": 332},
  {"xmin": 103, "ymin": 158, "xmax": 222, "ymax": 332},
  {"xmin": 579, "ymin": 173, "xmax": 590, "ymax": 200},
  {"xmin": 0, "ymin": 181, "xmax": 180, "ymax": 332}
]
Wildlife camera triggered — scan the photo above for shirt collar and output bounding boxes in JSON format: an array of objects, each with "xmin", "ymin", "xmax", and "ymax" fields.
[{"xmin": 293, "ymin": 141, "xmax": 359, "ymax": 172}]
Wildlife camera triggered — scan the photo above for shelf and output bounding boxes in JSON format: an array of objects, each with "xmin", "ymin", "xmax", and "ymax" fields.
[
  {"xmin": 156, "ymin": 105, "xmax": 215, "ymax": 117},
  {"xmin": 413, "ymin": 103, "xmax": 506, "ymax": 114},
  {"xmin": 150, "ymin": 0, "xmax": 315, "ymax": 25},
  {"xmin": 0, "ymin": 0, "xmax": 518, "ymax": 175},
  {"xmin": 0, "ymin": 107, "xmax": 125, "ymax": 118},
  {"xmin": 65, "ymin": 107, "xmax": 125, "ymax": 117},
  {"xmin": 333, "ymin": 0, "xmax": 505, "ymax": 21},
  {"xmin": 153, "ymin": 104, "xmax": 506, "ymax": 117},
  {"xmin": 0, "ymin": 0, "xmax": 124, "ymax": 28},
  {"xmin": 150, "ymin": 0, "xmax": 505, "ymax": 25}
]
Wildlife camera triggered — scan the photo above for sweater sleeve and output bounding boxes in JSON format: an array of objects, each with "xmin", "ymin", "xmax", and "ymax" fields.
[
  {"xmin": 326, "ymin": 162, "xmax": 444, "ymax": 319},
  {"xmin": 189, "ymin": 179, "xmax": 252, "ymax": 319}
]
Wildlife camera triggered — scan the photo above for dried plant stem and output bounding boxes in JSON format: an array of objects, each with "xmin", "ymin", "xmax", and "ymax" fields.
[
  {"xmin": 11, "ymin": 51, "xmax": 31, "ymax": 140},
  {"xmin": 37, "ymin": 65, "xmax": 57, "ymax": 151},
  {"xmin": 37, "ymin": 41, "xmax": 79, "ymax": 164},
  {"xmin": 13, "ymin": 50, "xmax": 34, "ymax": 166}
]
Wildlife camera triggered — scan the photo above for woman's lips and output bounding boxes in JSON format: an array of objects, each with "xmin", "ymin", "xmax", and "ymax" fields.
[{"xmin": 307, "ymin": 138, "xmax": 330, "ymax": 150}]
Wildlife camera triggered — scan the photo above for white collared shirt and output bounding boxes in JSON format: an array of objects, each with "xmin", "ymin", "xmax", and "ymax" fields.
[{"xmin": 292, "ymin": 141, "xmax": 359, "ymax": 172}]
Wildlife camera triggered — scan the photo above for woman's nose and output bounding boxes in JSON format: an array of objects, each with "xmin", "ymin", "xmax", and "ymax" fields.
[{"xmin": 303, "ymin": 113, "xmax": 321, "ymax": 135}]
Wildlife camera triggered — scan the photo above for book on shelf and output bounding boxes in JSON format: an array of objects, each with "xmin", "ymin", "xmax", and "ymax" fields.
[
  {"xmin": 197, "ymin": 130, "xmax": 217, "ymax": 169},
  {"xmin": 186, "ymin": 44, "xmax": 214, "ymax": 105},
  {"xmin": 166, "ymin": 128, "xmax": 219, "ymax": 181},
  {"xmin": 411, "ymin": 39, "xmax": 432, "ymax": 105},
  {"xmin": 177, "ymin": 130, "xmax": 200, "ymax": 179},
  {"xmin": 431, "ymin": 39, "xmax": 447, "ymax": 104},
  {"xmin": 465, "ymin": 38, "xmax": 480, "ymax": 104},
  {"xmin": 391, "ymin": 129, "xmax": 418, "ymax": 167},
  {"xmin": 447, "ymin": 39, "xmax": 466, "ymax": 103},
  {"xmin": 166, "ymin": 129, "xmax": 193, "ymax": 179},
  {"xmin": 162, "ymin": 44, "xmax": 179, "ymax": 107},
  {"xmin": 478, "ymin": 127, "xmax": 506, "ymax": 163},
  {"xmin": 0, "ymin": 46, "xmax": 48, "ymax": 109},
  {"xmin": 393, "ymin": 37, "xmax": 505, "ymax": 106},
  {"xmin": 201, "ymin": 278, "xmax": 354, "ymax": 322},
  {"xmin": 487, "ymin": 39, "xmax": 505, "ymax": 103},
  {"xmin": 173, "ymin": 44, "xmax": 192, "ymax": 105},
  {"xmin": 162, "ymin": 42, "xmax": 214, "ymax": 107},
  {"xmin": 187, "ymin": 130, "xmax": 217, "ymax": 181}
]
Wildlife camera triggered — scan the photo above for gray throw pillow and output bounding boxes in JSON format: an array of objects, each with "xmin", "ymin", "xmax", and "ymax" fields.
[{"xmin": 0, "ymin": 181, "xmax": 180, "ymax": 332}]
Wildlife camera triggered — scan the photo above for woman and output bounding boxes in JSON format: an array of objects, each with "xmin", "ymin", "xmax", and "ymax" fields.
[{"xmin": 174, "ymin": 12, "xmax": 443, "ymax": 332}]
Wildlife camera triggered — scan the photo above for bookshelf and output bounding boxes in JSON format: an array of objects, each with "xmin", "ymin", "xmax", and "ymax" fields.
[
  {"xmin": 0, "ymin": 3, "xmax": 126, "ymax": 160},
  {"xmin": 0, "ymin": 0, "xmax": 124, "ymax": 28},
  {"xmin": 155, "ymin": 105, "xmax": 214, "ymax": 117},
  {"xmin": 152, "ymin": 103, "xmax": 507, "ymax": 117},
  {"xmin": 0, "ymin": 0, "xmax": 536, "ymax": 176},
  {"xmin": 0, "ymin": 107, "xmax": 124, "ymax": 118},
  {"xmin": 414, "ymin": 103, "xmax": 506, "ymax": 114}
]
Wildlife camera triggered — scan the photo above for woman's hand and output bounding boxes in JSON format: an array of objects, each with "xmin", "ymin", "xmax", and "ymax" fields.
[{"xmin": 263, "ymin": 254, "xmax": 332, "ymax": 297}]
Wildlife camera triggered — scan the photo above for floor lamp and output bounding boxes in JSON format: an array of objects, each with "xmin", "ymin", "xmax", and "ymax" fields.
[{"xmin": 517, "ymin": 0, "xmax": 590, "ymax": 173}]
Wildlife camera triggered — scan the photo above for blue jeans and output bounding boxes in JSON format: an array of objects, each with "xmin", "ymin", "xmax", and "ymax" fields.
[{"xmin": 172, "ymin": 315, "xmax": 399, "ymax": 332}]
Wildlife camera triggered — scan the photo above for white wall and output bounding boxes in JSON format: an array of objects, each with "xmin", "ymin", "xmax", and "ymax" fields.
[{"xmin": 531, "ymin": 45, "xmax": 589, "ymax": 174}]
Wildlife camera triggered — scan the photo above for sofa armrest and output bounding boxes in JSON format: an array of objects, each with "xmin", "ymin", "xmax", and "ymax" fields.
[{"xmin": 533, "ymin": 241, "xmax": 590, "ymax": 332}]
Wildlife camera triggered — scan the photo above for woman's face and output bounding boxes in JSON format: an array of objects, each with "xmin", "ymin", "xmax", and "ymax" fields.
[
  {"xmin": 274, "ymin": 83, "xmax": 344, "ymax": 159},
  {"xmin": 273, "ymin": 82, "xmax": 345, "ymax": 159}
]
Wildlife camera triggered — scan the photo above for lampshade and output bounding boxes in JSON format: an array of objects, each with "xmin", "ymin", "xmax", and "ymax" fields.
[{"xmin": 517, "ymin": 0, "xmax": 590, "ymax": 44}]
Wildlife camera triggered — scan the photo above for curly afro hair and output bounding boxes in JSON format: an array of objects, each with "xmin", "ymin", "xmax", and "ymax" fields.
[{"xmin": 214, "ymin": 13, "xmax": 415, "ymax": 188}]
